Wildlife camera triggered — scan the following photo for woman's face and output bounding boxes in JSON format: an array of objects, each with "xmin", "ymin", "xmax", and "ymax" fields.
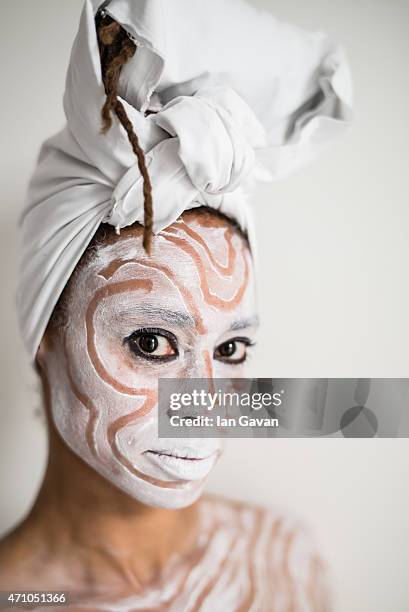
[{"xmin": 41, "ymin": 212, "xmax": 258, "ymax": 508}]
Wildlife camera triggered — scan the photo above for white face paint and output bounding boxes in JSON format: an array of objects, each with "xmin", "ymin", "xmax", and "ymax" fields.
[{"xmin": 42, "ymin": 212, "xmax": 258, "ymax": 508}]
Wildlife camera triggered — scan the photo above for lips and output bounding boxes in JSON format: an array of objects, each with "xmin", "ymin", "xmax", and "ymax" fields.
[{"xmin": 144, "ymin": 449, "xmax": 219, "ymax": 481}]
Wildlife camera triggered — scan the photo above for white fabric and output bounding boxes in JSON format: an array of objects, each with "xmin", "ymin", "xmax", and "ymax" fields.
[{"xmin": 17, "ymin": 0, "xmax": 353, "ymax": 360}]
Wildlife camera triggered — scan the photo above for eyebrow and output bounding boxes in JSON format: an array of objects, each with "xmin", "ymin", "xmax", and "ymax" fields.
[
  {"xmin": 116, "ymin": 304, "xmax": 196, "ymax": 327},
  {"xmin": 229, "ymin": 315, "xmax": 260, "ymax": 331}
]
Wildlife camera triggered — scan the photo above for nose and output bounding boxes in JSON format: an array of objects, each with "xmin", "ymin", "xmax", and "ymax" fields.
[
  {"xmin": 196, "ymin": 350, "xmax": 217, "ymax": 396},
  {"xmin": 183, "ymin": 348, "xmax": 216, "ymax": 387},
  {"xmin": 200, "ymin": 349, "xmax": 214, "ymax": 379},
  {"xmin": 188, "ymin": 349, "xmax": 214, "ymax": 379}
]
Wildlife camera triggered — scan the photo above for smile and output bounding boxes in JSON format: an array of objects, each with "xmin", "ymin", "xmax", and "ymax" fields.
[{"xmin": 144, "ymin": 449, "xmax": 219, "ymax": 481}]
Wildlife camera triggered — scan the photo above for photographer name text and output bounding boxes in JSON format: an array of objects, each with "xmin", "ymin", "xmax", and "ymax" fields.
[{"xmin": 169, "ymin": 414, "xmax": 279, "ymax": 428}]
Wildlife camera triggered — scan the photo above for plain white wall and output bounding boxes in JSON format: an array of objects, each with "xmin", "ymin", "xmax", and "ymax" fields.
[{"xmin": 1, "ymin": 1, "xmax": 408, "ymax": 611}]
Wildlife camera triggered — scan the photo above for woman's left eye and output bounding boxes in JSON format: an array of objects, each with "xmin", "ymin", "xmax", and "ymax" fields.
[
  {"xmin": 214, "ymin": 338, "xmax": 254, "ymax": 364},
  {"xmin": 125, "ymin": 328, "xmax": 178, "ymax": 362}
]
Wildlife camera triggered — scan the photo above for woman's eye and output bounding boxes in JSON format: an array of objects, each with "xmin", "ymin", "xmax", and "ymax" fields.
[
  {"xmin": 125, "ymin": 328, "xmax": 178, "ymax": 362},
  {"xmin": 214, "ymin": 338, "xmax": 253, "ymax": 364}
]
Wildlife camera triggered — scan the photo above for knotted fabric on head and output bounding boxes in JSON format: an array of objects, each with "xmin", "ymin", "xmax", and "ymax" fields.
[
  {"xmin": 106, "ymin": 86, "xmax": 266, "ymax": 232},
  {"xmin": 17, "ymin": 0, "xmax": 353, "ymax": 361}
]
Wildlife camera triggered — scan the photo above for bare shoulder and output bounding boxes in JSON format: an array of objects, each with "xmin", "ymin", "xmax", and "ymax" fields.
[
  {"xmin": 202, "ymin": 492, "xmax": 320, "ymax": 541},
  {"xmin": 201, "ymin": 494, "xmax": 332, "ymax": 611}
]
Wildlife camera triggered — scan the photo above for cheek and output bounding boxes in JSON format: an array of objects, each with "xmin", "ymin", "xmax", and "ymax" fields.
[
  {"xmin": 62, "ymin": 325, "xmax": 156, "ymax": 461},
  {"xmin": 46, "ymin": 361, "xmax": 90, "ymax": 449},
  {"xmin": 42, "ymin": 300, "xmax": 157, "ymax": 480}
]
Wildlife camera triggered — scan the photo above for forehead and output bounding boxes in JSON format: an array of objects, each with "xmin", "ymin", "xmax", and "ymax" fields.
[
  {"xmin": 92, "ymin": 211, "xmax": 246, "ymax": 260},
  {"xmin": 70, "ymin": 212, "xmax": 256, "ymax": 331}
]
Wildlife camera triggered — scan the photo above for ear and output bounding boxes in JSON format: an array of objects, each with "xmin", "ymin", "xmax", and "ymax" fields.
[
  {"xmin": 34, "ymin": 333, "xmax": 55, "ymax": 417},
  {"xmin": 35, "ymin": 330, "xmax": 53, "ymax": 375}
]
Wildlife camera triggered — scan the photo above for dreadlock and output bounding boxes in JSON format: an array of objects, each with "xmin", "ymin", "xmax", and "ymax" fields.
[{"xmin": 95, "ymin": 11, "xmax": 153, "ymax": 254}]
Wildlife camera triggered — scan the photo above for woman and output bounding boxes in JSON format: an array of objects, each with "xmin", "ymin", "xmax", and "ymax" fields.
[{"xmin": 0, "ymin": 0, "xmax": 351, "ymax": 608}]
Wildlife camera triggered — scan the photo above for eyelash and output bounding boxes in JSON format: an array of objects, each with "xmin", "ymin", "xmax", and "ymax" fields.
[
  {"xmin": 214, "ymin": 337, "xmax": 255, "ymax": 365},
  {"xmin": 124, "ymin": 328, "xmax": 179, "ymax": 363},
  {"xmin": 124, "ymin": 329, "xmax": 255, "ymax": 365}
]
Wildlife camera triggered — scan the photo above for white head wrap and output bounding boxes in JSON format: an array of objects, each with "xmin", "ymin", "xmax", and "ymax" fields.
[{"xmin": 17, "ymin": 0, "xmax": 352, "ymax": 360}]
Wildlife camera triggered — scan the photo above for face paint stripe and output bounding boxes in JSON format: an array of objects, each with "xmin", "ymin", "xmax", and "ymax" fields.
[
  {"xmin": 165, "ymin": 524, "xmax": 220, "ymax": 608},
  {"xmin": 236, "ymin": 508, "xmax": 265, "ymax": 612},
  {"xmin": 162, "ymin": 233, "xmax": 250, "ymax": 311},
  {"xmin": 305, "ymin": 554, "xmax": 322, "ymax": 611},
  {"xmin": 86, "ymin": 279, "xmax": 155, "ymax": 396},
  {"xmin": 64, "ymin": 333, "xmax": 99, "ymax": 458},
  {"xmin": 106, "ymin": 392, "xmax": 193, "ymax": 489},
  {"xmin": 166, "ymin": 223, "xmax": 236, "ymax": 276},
  {"xmin": 135, "ymin": 260, "xmax": 207, "ymax": 335},
  {"xmin": 191, "ymin": 530, "xmax": 239, "ymax": 611},
  {"xmin": 282, "ymin": 529, "xmax": 297, "ymax": 612},
  {"xmin": 266, "ymin": 518, "xmax": 284, "ymax": 604},
  {"xmin": 252, "ymin": 512, "xmax": 276, "ymax": 611},
  {"xmin": 98, "ymin": 258, "xmax": 125, "ymax": 280},
  {"xmin": 202, "ymin": 349, "xmax": 213, "ymax": 379}
]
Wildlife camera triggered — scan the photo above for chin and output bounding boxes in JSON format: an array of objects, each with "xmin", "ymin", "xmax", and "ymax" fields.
[{"xmin": 109, "ymin": 473, "xmax": 208, "ymax": 509}]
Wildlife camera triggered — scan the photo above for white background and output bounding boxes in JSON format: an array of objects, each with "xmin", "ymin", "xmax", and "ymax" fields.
[{"xmin": 1, "ymin": 1, "xmax": 408, "ymax": 610}]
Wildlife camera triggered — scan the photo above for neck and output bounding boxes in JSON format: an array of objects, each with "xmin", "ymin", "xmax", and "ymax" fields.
[{"xmin": 27, "ymin": 419, "xmax": 200, "ymax": 593}]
